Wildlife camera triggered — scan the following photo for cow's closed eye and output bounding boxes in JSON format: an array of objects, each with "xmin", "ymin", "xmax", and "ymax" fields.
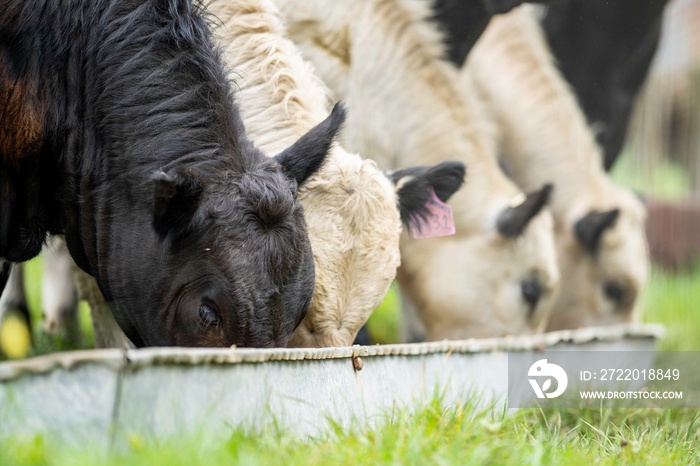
[{"xmin": 198, "ymin": 304, "xmax": 220, "ymax": 327}]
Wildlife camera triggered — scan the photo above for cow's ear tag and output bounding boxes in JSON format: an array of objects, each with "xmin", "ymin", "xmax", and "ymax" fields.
[{"xmin": 409, "ymin": 188, "xmax": 456, "ymax": 239}]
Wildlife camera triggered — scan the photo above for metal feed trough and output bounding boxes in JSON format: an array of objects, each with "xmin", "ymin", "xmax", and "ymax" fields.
[{"xmin": 0, "ymin": 323, "xmax": 663, "ymax": 449}]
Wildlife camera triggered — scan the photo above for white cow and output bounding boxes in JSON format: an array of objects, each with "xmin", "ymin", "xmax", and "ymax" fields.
[
  {"xmin": 273, "ymin": 0, "xmax": 560, "ymax": 339},
  {"xmin": 206, "ymin": 0, "xmax": 464, "ymax": 347},
  {"xmin": 464, "ymin": 5, "xmax": 649, "ymax": 330}
]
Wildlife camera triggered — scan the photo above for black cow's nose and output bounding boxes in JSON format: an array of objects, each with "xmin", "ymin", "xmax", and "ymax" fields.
[{"xmin": 521, "ymin": 279, "xmax": 542, "ymax": 311}]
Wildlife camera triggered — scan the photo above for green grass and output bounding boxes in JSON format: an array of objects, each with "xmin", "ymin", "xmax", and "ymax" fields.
[
  {"xmin": 610, "ymin": 151, "xmax": 692, "ymax": 202},
  {"xmin": 365, "ymin": 282, "xmax": 401, "ymax": 344},
  {"xmin": 1, "ymin": 400, "xmax": 699, "ymax": 465},
  {"xmin": 643, "ymin": 266, "xmax": 700, "ymax": 351}
]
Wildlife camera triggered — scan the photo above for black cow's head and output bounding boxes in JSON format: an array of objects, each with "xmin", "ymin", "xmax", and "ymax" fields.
[{"xmin": 110, "ymin": 105, "xmax": 346, "ymax": 348}]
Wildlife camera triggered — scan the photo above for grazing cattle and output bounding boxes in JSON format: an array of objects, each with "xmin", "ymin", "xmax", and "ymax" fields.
[
  {"xmin": 464, "ymin": 5, "xmax": 649, "ymax": 330},
  {"xmin": 64, "ymin": 0, "xmax": 465, "ymax": 349},
  {"xmin": 542, "ymin": 0, "xmax": 669, "ymax": 170},
  {"xmin": 274, "ymin": 0, "xmax": 560, "ymax": 340},
  {"xmin": 0, "ymin": 0, "xmax": 344, "ymax": 348},
  {"xmin": 207, "ymin": 0, "xmax": 466, "ymax": 347}
]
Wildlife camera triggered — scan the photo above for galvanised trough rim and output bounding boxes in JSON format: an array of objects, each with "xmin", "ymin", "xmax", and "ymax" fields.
[
  {"xmin": 0, "ymin": 323, "xmax": 665, "ymax": 447},
  {"xmin": 0, "ymin": 322, "xmax": 665, "ymax": 381}
]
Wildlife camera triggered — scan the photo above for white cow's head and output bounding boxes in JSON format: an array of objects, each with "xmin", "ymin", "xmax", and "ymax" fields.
[
  {"xmin": 547, "ymin": 184, "xmax": 648, "ymax": 330},
  {"xmin": 286, "ymin": 158, "xmax": 466, "ymax": 347},
  {"xmin": 399, "ymin": 183, "xmax": 560, "ymax": 340}
]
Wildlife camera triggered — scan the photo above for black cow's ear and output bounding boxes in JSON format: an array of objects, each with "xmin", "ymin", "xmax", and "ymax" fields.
[
  {"xmin": 574, "ymin": 208, "xmax": 620, "ymax": 254},
  {"xmin": 275, "ymin": 103, "xmax": 346, "ymax": 186},
  {"xmin": 389, "ymin": 161, "xmax": 466, "ymax": 226},
  {"xmin": 152, "ymin": 168, "xmax": 203, "ymax": 237}
]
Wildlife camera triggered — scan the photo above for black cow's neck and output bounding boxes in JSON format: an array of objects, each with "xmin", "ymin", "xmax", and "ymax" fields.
[
  {"xmin": 1, "ymin": 0, "xmax": 256, "ymax": 340},
  {"xmin": 0, "ymin": 2, "xmax": 76, "ymax": 261},
  {"xmin": 431, "ymin": 0, "xmax": 544, "ymax": 67},
  {"xmin": 431, "ymin": 0, "xmax": 492, "ymax": 66},
  {"xmin": 542, "ymin": 0, "xmax": 668, "ymax": 170}
]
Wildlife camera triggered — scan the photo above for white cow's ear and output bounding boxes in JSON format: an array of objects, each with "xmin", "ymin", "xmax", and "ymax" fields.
[
  {"xmin": 275, "ymin": 103, "xmax": 346, "ymax": 186},
  {"xmin": 151, "ymin": 168, "xmax": 203, "ymax": 238},
  {"xmin": 496, "ymin": 184, "xmax": 553, "ymax": 238},
  {"xmin": 389, "ymin": 161, "xmax": 466, "ymax": 226},
  {"xmin": 574, "ymin": 208, "xmax": 620, "ymax": 254}
]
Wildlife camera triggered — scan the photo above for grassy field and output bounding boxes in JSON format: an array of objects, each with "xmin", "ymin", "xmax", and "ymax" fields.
[
  {"xmin": 2, "ymin": 155, "xmax": 700, "ymax": 464},
  {"xmin": 1, "ymin": 261, "xmax": 699, "ymax": 465},
  {"xmin": 1, "ymin": 390, "xmax": 699, "ymax": 465}
]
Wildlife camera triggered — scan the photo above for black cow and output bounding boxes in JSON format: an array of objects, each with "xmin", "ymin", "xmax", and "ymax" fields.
[
  {"xmin": 431, "ymin": 0, "xmax": 668, "ymax": 171},
  {"xmin": 542, "ymin": 0, "xmax": 669, "ymax": 170},
  {"xmin": 0, "ymin": 0, "xmax": 343, "ymax": 348}
]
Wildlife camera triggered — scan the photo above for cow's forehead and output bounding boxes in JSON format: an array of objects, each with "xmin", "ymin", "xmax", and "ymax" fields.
[
  {"xmin": 197, "ymin": 204, "xmax": 310, "ymax": 265},
  {"xmin": 204, "ymin": 177, "xmax": 300, "ymax": 222}
]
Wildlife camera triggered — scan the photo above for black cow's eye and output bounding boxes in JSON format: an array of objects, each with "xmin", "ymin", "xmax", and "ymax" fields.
[{"xmin": 198, "ymin": 304, "xmax": 220, "ymax": 327}]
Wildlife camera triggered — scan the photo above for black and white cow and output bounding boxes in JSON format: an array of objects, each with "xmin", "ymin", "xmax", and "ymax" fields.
[
  {"xmin": 542, "ymin": 0, "xmax": 669, "ymax": 170},
  {"xmin": 432, "ymin": 0, "xmax": 669, "ymax": 170}
]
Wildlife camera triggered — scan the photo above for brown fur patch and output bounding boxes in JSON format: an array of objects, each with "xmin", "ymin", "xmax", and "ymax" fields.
[{"xmin": 0, "ymin": 52, "xmax": 44, "ymax": 165}]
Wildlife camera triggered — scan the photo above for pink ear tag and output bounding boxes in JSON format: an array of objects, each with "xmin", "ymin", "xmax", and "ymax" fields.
[{"xmin": 409, "ymin": 188, "xmax": 456, "ymax": 239}]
